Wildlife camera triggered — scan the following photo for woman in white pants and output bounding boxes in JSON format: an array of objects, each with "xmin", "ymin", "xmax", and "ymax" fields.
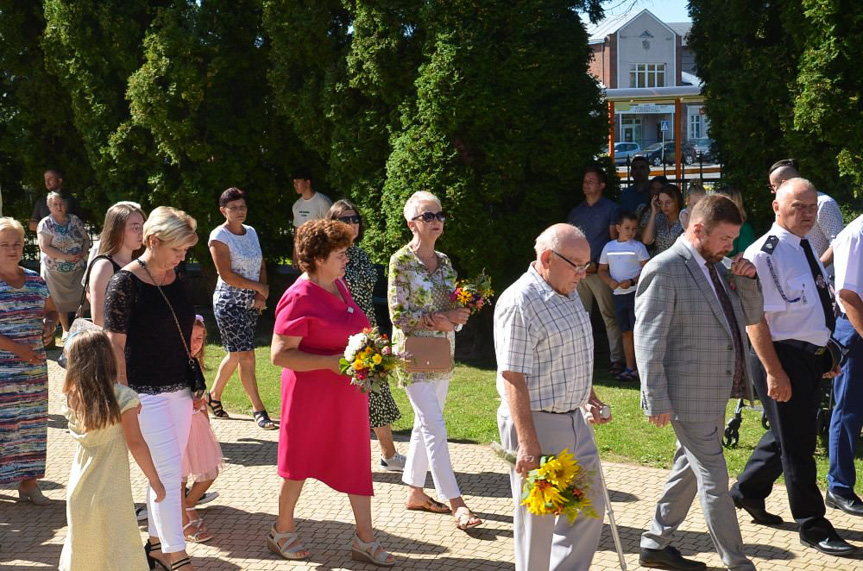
[
  {"xmin": 387, "ymin": 191, "xmax": 481, "ymax": 531},
  {"xmin": 105, "ymin": 207, "xmax": 199, "ymax": 570}
]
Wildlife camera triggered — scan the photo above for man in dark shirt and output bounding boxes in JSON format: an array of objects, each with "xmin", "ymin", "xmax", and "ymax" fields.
[
  {"xmin": 566, "ymin": 166, "xmax": 624, "ymax": 372},
  {"xmin": 29, "ymin": 169, "xmax": 81, "ymax": 231},
  {"xmin": 620, "ymin": 156, "xmax": 651, "ymax": 214}
]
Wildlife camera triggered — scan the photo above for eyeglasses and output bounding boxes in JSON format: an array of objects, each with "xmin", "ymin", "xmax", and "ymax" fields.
[
  {"xmin": 337, "ymin": 215, "xmax": 361, "ymax": 224},
  {"xmin": 552, "ymin": 251, "xmax": 591, "ymax": 273},
  {"xmin": 224, "ymin": 205, "xmax": 247, "ymax": 212},
  {"xmin": 412, "ymin": 211, "xmax": 447, "ymax": 223}
]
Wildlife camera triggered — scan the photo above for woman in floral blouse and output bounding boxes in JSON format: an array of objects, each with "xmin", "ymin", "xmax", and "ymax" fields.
[
  {"xmin": 326, "ymin": 200, "xmax": 404, "ymax": 472},
  {"xmin": 387, "ymin": 191, "xmax": 481, "ymax": 531},
  {"xmin": 641, "ymin": 184, "xmax": 685, "ymax": 256}
]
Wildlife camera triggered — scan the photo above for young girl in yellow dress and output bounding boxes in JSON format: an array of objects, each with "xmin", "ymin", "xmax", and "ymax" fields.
[{"xmin": 59, "ymin": 330, "xmax": 165, "ymax": 571}]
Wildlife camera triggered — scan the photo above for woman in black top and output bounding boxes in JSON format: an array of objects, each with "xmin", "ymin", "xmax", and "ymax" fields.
[
  {"xmin": 87, "ymin": 202, "xmax": 146, "ymax": 326},
  {"xmin": 104, "ymin": 206, "xmax": 199, "ymax": 571}
]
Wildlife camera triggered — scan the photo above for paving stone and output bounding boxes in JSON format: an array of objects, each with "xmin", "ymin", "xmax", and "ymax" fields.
[{"xmin": 0, "ymin": 356, "xmax": 861, "ymax": 569}]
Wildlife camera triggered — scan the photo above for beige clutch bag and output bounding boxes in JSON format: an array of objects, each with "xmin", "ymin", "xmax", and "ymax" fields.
[{"xmin": 404, "ymin": 336, "xmax": 453, "ymax": 373}]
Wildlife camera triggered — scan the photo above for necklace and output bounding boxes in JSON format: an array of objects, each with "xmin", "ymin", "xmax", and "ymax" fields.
[{"xmin": 136, "ymin": 258, "xmax": 169, "ymax": 286}]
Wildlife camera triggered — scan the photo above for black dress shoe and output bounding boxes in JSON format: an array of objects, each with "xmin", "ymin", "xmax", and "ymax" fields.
[
  {"xmin": 826, "ymin": 490, "xmax": 863, "ymax": 516},
  {"xmin": 639, "ymin": 546, "xmax": 707, "ymax": 570},
  {"xmin": 800, "ymin": 531, "xmax": 857, "ymax": 557},
  {"xmin": 730, "ymin": 494, "xmax": 783, "ymax": 526}
]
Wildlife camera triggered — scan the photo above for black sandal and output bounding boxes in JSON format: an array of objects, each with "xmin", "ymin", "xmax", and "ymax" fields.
[
  {"xmin": 144, "ymin": 540, "xmax": 168, "ymax": 570},
  {"xmin": 254, "ymin": 410, "xmax": 277, "ymax": 430},
  {"xmin": 206, "ymin": 392, "xmax": 230, "ymax": 419}
]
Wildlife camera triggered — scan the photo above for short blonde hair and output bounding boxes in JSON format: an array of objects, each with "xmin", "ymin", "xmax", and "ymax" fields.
[
  {"xmin": 0, "ymin": 217, "xmax": 25, "ymax": 240},
  {"xmin": 403, "ymin": 191, "xmax": 442, "ymax": 222},
  {"xmin": 143, "ymin": 206, "xmax": 198, "ymax": 249}
]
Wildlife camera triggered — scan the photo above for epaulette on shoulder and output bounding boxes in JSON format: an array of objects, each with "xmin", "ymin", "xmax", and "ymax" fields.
[{"xmin": 761, "ymin": 235, "xmax": 778, "ymax": 255}]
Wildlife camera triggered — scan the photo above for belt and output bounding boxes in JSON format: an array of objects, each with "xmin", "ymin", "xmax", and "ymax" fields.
[{"xmin": 775, "ymin": 339, "xmax": 826, "ymax": 356}]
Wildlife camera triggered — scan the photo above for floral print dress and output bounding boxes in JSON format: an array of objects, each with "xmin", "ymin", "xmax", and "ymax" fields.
[
  {"xmin": 344, "ymin": 245, "xmax": 401, "ymax": 428},
  {"xmin": 387, "ymin": 244, "xmax": 457, "ymax": 387}
]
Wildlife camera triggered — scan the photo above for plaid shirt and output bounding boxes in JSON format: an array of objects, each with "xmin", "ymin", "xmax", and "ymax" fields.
[{"xmin": 494, "ymin": 263, "xmax": 594, "ymax": 413}]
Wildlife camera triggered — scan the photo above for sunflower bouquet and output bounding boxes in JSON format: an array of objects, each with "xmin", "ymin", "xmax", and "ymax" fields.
[
  {"xmin": 451, "ymin": 269, "xmax": 494, "ymax": 314},
  {"xmin": 492, "ymin": 442, "xmax": 599, "ymax": 523},
  {"xmin": 340, "ymin": 327, "xmax": 407, "ymax": 394}
]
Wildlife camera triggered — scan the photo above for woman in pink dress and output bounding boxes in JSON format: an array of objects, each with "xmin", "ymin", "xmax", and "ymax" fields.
[{"xmin": 268, "ymin": 219, "xmax": 395, "ymax": 567}]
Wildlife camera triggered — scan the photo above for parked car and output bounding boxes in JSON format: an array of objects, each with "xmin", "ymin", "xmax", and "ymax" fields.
[
  {"xmin": 601, "ymin": 142, "xmax": 642, "ymax": 165},
  {"xmin": 688, "ymin": 138, "xmax": 715, "ymax": 163},
  {"xmin": 638, "ymin": 141, "xmax": 696, "ymax": 166}
]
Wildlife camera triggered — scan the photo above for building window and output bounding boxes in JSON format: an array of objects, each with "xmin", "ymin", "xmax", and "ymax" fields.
[
  {"xmin": 629, "ymin": 63, "xmax": 666, "ymax": 88},
  {"xmin": 688, "ymin": 106, "xmax": 709, "ymax": 139}
]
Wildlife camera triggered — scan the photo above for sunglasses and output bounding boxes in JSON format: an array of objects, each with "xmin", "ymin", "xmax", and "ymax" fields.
[
  {"xmin": 337, "ymin": 215, "xmax": 361, "ymax": 224},
  {"xmin": 552, "ymin": 251, "xmax": 591, "ymax": 272},
  {"xmin": 412, "ymin": 211, "xmax": 447, "ymax": 223}
]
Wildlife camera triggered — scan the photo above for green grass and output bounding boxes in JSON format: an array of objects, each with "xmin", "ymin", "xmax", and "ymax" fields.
[{"xmin": 209, "ymin": 343, "xmax": 861, "ymax": 488}]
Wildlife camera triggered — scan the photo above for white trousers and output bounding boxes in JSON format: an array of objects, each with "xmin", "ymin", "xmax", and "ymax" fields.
[
  {"xmin": 402, "ymin": 379, "xmax": 461, "ymax": 501},
  {"xmin": 138, "ymin": 389, "xmax": 193, "ymax": 554}
]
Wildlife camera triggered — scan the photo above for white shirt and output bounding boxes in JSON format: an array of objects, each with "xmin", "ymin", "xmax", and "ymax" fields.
[
  {"xmin": 209, "ymin": 224, "xmax": 263, "ymax": 304},
  {"xmin": 598, "ymin": 239, "xmax": 650, "ymax": 295},
  {"xmin": 832, "ymin": 214, "xmax": 863, "ymax": 315},
  {"xmin": 805, "ymin": 191, "xmax": 844, "ymax": 259},
  {"xmin": 494, "ymin": 263, "xmax": 593, "ymax": 414},
  {"xmin": 291, "ymin": 192, "xmax": 333, "ymax": 228},
  {"xmin": 745, "ymin": 223, "xmax": 831, "ymax": 346}
]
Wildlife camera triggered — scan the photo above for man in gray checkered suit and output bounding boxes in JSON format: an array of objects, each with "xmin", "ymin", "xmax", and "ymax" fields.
[{"xmin": 635, "ymin": 195, "xmax": 763, "ymax": 571}]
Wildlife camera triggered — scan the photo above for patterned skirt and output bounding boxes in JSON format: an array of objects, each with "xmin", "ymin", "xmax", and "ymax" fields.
[
  {"xmin": 0, "ymin": 368, "xmax": 48, "ymax": 483},
  {"xmin": 369, "ymin": 381, "xmax": 401, "ymax": 429}
]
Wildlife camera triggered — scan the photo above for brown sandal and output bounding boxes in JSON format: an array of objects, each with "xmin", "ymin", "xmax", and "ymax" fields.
[{"xmin": 405, "ymin": 497, "xmax": 452, "ymax": 514}]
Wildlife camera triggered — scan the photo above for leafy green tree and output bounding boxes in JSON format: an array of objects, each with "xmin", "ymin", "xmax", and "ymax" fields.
[{"xmin": 382, "ymin": 0, "xmax": 607, "ymax": 284}]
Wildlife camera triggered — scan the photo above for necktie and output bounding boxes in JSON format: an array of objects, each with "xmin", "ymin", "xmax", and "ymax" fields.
[
  {"xmin": 800, "ymin": 239, "xmax": 836, "ymax": 332},
  {"xmin": 706, "ymin": 262, "xmax": 745, "ymax": 398}
]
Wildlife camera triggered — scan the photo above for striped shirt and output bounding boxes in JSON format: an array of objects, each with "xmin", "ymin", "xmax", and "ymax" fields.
[{"xmin": 494, "ymin": 263, "xmax": 594, "ymax": 414}]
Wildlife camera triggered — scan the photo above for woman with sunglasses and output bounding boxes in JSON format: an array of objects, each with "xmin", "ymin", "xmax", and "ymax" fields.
[
  {"xmin": 387, "ymin": 191, "xmax": 481, "ymax": 531},
  {"xmin": 326, "ymin": 200, "xmax": 405, "ymax": 472},
  {"xmin": 206, "ymin": 188, "xmax": 274, "ymax": 430}
]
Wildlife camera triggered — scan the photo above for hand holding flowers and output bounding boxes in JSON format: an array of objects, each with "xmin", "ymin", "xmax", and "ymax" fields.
[
  {"xmin": 340, "ymin": 327, "xmax": 408, "ymax": 394},
  {"xmin": 492, "ymin": 443, "xmax": 598, "ymax": 523},
  {"xmin": 451, "ymin": 270, "xmax": 494, "ymax": 314}
]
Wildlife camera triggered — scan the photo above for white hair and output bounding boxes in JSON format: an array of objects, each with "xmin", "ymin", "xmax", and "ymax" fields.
[
  {"xmin": 403, "ymin": 191, "xmax": 442, "ymax": 222},
  {"xmin": 775, "ymin": 177, "xmax": 815, "ymax": 202},
  {"xmin": 0, "ymin": 217, "xmax": 25, "ymax": 240},
  {"xmin": 46, "ymin": 191, "xmax": 67, "ymax": 206},
  {"xmin": 534, "ymin": 223, "xmax": 585, "ymax": 257}
]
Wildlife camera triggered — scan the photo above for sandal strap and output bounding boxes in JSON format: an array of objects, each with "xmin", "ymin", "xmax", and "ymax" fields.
[
  {"xmin": 171, "ymin": 557, "xmax": 191, "ymax": 569},
  {"xmin": 206, "ymin": 392, "xmax": 229, "ymax": 417},
  {"xmin": 268, "ymin": 526, "xmax": 306, "ymax": 556},
  {"xmin": 352, "ymin": 535, "xmax": 392, "ymax": 564},
  {"xmin": 254, "ymin": 410, "xmax": 275, "ymax": 428}
]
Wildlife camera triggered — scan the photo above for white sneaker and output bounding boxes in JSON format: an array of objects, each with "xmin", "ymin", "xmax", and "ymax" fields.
[
  {"xmin": 196, "ymin": 491, "xmax": 219, "ymax": 506},
  {"xmin": 380, "ymin": 453, "xmax": 406, "ymax": 472},
  {"xmin": 135, "ymin": 506, "xmax": 148, "ymax": 521}
]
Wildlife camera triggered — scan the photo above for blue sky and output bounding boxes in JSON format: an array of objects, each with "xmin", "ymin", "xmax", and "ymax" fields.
[{"xmin": 593, "ymin": 0, "xmax": 691, "ymax": 23}]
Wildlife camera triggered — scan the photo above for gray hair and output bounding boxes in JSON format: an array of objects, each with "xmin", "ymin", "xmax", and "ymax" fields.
[
  {"xmin": 534, "ymin": 223, "xmax": 585, "ymax": 257},
  {"xmin": 46, "ymin": 191, "xmax": 67, "ymax": 207},
  {"xmin": 775, "ymin": 177, "xmax": 815, "ymax": 202},
  {"xmin": 403, "ymin": 191, "xmax": 442, "ymax": 222}
]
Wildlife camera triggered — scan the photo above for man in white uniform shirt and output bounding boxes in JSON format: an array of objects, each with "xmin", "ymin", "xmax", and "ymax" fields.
[
  {"xmin": 494, "ymin": 223, "xmax": 611, "ymax": 571},
  {"xmin": 825, "ymin": 215, "xmax": 863, "ymax": 516},
  {"xmin": 732, "ymin": 178, "xmax": 855, "ymax": 557}
]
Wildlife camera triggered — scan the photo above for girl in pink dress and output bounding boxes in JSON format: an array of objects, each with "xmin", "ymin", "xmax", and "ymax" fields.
[
  {"xmin": 181, "ymin": 317, "xmax": 224, "ymax": 543},
  {"xmin": 267, "ymin": 220, "xmax": 394, "ymax": 567}
]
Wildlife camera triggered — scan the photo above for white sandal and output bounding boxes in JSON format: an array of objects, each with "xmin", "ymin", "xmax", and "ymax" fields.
[
  {"xmin": 266, "ymin": 526, "xmax": 309, "ymax": 560},
  {"xmin": 350, "ymin": 534, "xmax": 395, "ymax": 567}
]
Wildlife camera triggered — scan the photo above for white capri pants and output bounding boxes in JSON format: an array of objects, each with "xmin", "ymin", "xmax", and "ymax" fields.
[
  {"xmin": 402, "ymin": 378, "xmax": 461, "ymax": 501},
  {"xmin": 138, "ymin": 389, "xmax": 193, "ymax": 554}
]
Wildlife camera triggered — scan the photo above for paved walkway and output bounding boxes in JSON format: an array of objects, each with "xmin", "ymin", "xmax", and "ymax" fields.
[{"xmin": 2, "ymin": 355, "xmax": 862, "ymax": 570}]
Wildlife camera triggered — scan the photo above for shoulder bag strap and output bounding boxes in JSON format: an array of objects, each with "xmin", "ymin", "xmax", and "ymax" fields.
[
  {"xmin": 76, "ymin": 254, "xmax": 112, "ymax": 317},
  {"xmin": 136, "ymin": 259, "xmax": 193, "ymax": 362}
]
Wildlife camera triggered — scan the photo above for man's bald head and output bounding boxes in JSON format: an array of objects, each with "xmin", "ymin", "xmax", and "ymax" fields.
[
  {"xmin": 534, "ymin": 223, "xmax": 590, "ymax": 295},
  {"xmin": 773, "ymin": 177, "xmax": 818, "ymax": 237},
  {"xmin": 534, "ymin": 223, "xmax": 585, "ymax": 259}
]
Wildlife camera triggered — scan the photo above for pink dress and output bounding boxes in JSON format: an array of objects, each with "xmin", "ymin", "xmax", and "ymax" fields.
[
  {"xmin": 182, "ymin": 404, "xmax": 225, "ymax": 482},
  {"xmin": 274, "ymin": 278, "xmax": 372, "ymax": 495}
]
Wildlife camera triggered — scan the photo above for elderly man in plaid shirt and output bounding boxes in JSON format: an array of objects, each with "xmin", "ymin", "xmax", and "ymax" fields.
[{"xmin": 495, "ymin": 223, "xmax": 611, "ymax": 571}]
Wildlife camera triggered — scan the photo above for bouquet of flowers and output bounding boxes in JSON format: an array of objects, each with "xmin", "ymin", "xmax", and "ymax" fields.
[
  {"xmin": 451, "ymin": 269, "xmax": 494, "ymax": 314},
  {"xmin": 340, "ymin": 327, "xmax": 407, "ymax": 394},
  {"xmin": 491, "ymin": 442, "xmax": 598, "ymax": 523}
]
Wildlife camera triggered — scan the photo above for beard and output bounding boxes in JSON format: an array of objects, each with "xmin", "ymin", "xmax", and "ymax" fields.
[{"xmin": 697, "ymin": 244, "xmax": 728, "ymax": 264}]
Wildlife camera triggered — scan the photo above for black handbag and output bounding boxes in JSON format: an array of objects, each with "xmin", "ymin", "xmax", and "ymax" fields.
[{"xmin": 138, "ymin": 259, "xmax": 206, "ymax": 399}]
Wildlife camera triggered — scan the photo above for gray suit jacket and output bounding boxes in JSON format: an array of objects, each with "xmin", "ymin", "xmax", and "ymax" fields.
[{"xmin": 635, "ymin": 238, "xmax": 764, "ymax": 421}]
